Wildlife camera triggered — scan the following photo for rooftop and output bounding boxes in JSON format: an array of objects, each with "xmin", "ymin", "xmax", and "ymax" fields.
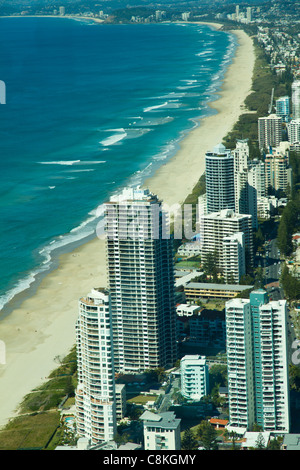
[
  {"xmin": 140, "ymin": 411, "xmax": 181, "ymax": 430},
  {"xmin": 186, "ymin": 282, "xmax": 253, "ymax": 292}
]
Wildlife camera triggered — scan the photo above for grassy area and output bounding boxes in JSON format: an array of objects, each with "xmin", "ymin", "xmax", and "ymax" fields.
[
  {"xmin": 0, "ymin": 347, "xmax": 77, "ymax": 450},
  {"xmin": 127, "ymin": 394, "xmax": 157, "ymax": 405},
  {"xmin": 0, "ymin": 411, "xmax": 60, "ymax": 450},
  {"xmin": 175, "ymin": 261, "xmax": 201, "ymax": 269}
]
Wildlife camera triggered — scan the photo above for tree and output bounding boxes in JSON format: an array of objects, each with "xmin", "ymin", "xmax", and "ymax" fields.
[
  {"xmin": 202, "ymin": 251, "xmax": 219, "ymax": 282},
  {"xmin": 267, "ymin": 438, "xmax": 281, "ymax": 450},
  {"xmin": 255, "ymin": 432, "xmax": 266, "ymax": 450},
  {"xmin": 181, "ymin": 428, "xmax": 198, "ymax": 450},
  {"xmin": 196, "ymin": 420, "xmax": 218, "ymax": 450},
  {"xmin": 280, "ymin": 264, "xmax": 300, "ymax": 300}
]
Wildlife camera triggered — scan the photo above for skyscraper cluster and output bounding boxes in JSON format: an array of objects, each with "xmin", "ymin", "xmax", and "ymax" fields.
[
  {"xmin": 202, "ymin": 141, "xmax": 257, "ymax": 283},
  {"xmin": 75, "ymin": 187, "xmax": 177, "ymax": 444},
  {"xmin": 74, "ymin": 89, "xmax": 296, "ymax": 443}
]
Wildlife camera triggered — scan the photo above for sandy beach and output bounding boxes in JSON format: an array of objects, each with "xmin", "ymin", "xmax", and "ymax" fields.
[{"xmin": 0, "ymin": 27, "xmax": 255, "ymax": 429}]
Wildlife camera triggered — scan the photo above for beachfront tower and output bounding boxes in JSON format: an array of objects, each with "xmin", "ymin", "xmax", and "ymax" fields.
[
  {"xmin": 75, "ymin": 288, "xmax": 117, "ymax": 445},
  {"xmin": 205, "ymin": 144, "xmax": 235, "ymax": 214},
  {"xmin": 104, "ymin": 187, "xmax": 177, "ymax": 374},
  {"xmin": 226, "ymin": 290, "xmax": 290, "ymax": 434}
]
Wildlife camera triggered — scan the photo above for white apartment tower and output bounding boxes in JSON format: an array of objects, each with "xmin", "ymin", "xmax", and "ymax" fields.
[
  {"xmin": 226, "ymin": 290, "xmax": 290, "ymax": 434},
  {"xmin": 75, "ymin": 288, "xmax": 117, "ymax": 445},
  {"xmin": 226, "ymin": 298, "xmax": 255, "ymax": 432},
  {"xmin": 223, "ymin": 232, "xmax": 246, "ymax": 284},
  {"xmin": 288, "ymin": 119, "xmax": 300, "ymax": 144},
  {"xmin": 180, "ymin": 355, "xmax": 209, "ymax": 401},
  {"xmin": 233, "ymin": 139, "xmax": 258, "ymax": 229},
  {"xmin": 258, "ymin": 114, "xmax": 282, "ymax": 151},
  {"xmin": 248, "ymin": 159, "xmax": 266, "ymax": 199},
  {"xmin": 292, "ymin": 80, "xmax": 300, "ymax": 119},
  {"xmin": 199, "ymin": 209, "xmax": 253, "ymax": 282},
  {"xmin": 104, "ymin": 187, "xmax": 177, "ymax": 374},
  {"xmin": 264, "ymin": 151, "xmax": 292, "ymax": 193},
  {"xmin": 205, "ymin": 144, "xmax": 235, "ymax": 214}
]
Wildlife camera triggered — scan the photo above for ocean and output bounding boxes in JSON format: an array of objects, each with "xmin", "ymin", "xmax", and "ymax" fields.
[{"xmin": 0, "ymin": 17, "xmax": 236, "ymax": 313}]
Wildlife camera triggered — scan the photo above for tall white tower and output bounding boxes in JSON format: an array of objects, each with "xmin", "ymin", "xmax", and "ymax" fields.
[
  {"xmin": 75, "ymin": 288, "xmax": 117, "ymax": 445},
  {"xmin": 292, "ymin": 80, "xmax": 300, "ymax": 119},
  {"xmin": 205, "ymin": 144, "xmax": 235, "ymax": 214},
  {"xmin": 233, "ymin": 139, "xmax": 258, "ymax": 230},
  {"xmin": 226, "ymin": 290, "xmax": 290, "ymax": 434},
  {"xmin": 104, "ymin": 187, "xmax": 177, "ymax": 374}
]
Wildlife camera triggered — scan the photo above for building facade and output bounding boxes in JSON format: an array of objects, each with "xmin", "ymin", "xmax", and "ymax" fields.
[
  {"xmin": 199, "ymin": 209, "xmax": 253, "ymax": 281},
  {"xmin": 292, "ymin": 80, "xmax": 300, "ymax": 120},
  {"xmin": 223, "ymin": 232, "xmax": 246, "ymax": 284},
  {"xmin": 264, "ymin": 152, "xmax": 292, "ymax": 193},
  {"xmin": 226, "ymin": 297, "xmax": 255, "ymax": 432},
  {"xmin": 180, "ymin": 355, "xmax": 209, "ymax": 401},
  {"xmin": 233, "ymin": 139, "xmax": 258, "ymax": 230},
  {"xmin": 205, "ymin": 144, "xmax": 235, "ymax": 214},
  {"xmin": 75, "ymin": 288, "xmax": 117, "ymax": 444},
  {"xmin": 288, "ymin": 119, "xmax": 300, "ymax": 144},
  {"xmin": 226, "ymin": 290, "xmax": 290, "ymax": 434},
  {"xmin": 104, "ymin": 187, "xmax": 177, "ymax": 374},
  {"xmin": 141, "ymin": 411, "xmax": 181, "ymax": 450},
  {"xmin": 258, "ymin": 114, "xmax": 282, "ymax": 151},
  {"xmin": 276, "ymin": 96, "xmax": 290, "ymax": 123}
]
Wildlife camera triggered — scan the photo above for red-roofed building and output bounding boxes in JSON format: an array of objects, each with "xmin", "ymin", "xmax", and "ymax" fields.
[{"xmin": 209, "ymin": 418, "xmax": 229, "ymax": 429}]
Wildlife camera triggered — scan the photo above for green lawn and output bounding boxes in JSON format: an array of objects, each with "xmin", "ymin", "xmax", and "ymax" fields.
[
  {"xmin": 0, "ymin": 411, "xmax": 60, "ymax": 450},
  {"xmin": 127, "ymin": 394, "xmax": 157, "ymax": 404}
]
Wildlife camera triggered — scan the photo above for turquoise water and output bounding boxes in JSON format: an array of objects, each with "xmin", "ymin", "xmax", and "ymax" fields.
[{"xmin": 0, "ymin": 17, "xmax": 236, "ymax": 311}]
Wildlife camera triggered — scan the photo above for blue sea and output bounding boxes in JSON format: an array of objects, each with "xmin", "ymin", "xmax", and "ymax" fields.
[{"xmin": 0, "ymin": 17, "xmax": 236, "ymax": 312}]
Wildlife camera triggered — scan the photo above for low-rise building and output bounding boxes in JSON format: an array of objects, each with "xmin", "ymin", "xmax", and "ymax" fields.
[
  {"xmin": 180, "ymin": 355, "xmax": 209, "ymax": 401},
  {"xmin": 140, "ymin": 411, "xmax": 181, "ymax": 450},
  {"xmin": 184, "ymin": 282, "xmax": 253, "ymax": 301}
]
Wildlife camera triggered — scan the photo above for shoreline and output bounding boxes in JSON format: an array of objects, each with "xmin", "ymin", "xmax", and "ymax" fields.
[{"xmin": 0, "ymin": 26, "xmax": 255, "ymax": 429}]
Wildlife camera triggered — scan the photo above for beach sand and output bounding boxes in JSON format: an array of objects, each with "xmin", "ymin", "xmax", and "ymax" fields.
[{"xmin": 0, "ymin": 27, "xmax": 255, "ymax": 429}]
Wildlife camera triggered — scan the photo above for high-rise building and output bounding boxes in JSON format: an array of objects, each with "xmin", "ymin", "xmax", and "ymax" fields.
[
  {"xmin": 276, "ymin": 96, "xmax": 290, "ymax": 123},
  {"xmin": 264, "ymin": 151, "xmax": 292, "ymax": 193},
  {"xmin": 180, "ymin": 355, "xmax": 209, "ymax": 401},
  {"xmin": 59, "ymin": 6, "xmax": 65, "ymax": 15},
  {"xmin": 233, "ymin": 140, "xmax": 258, "ymax": 229},
  {"xmin": 258, "ymin": 114, "xmax": 282, "ymax": 151},
  {"xmin": 288, "ymin": 118, "xmax": 300, "ymax": 144},
  {"xmin": 246, "ymin": 6, "xmax": 252, "ymax": 22},
  {"xmin": 248, "ymin": 159, "xmax": 266, "ymax": 199},
  {"xmin": 199, "ymin": 209, "xmax": 253, "ymax": 282},
  {"xmin": 223, "ymin": 232, "xmax": 246, "ymax": 284},
  {"xmin": 226, "ymin": 290, "xmax": 290, "ymax": 434},
  {"xmin": 75, "ymin": 288, "xmax": 117, "ymax": 445},
  {"xmin": 104, "ymin": 187, "xmax": 177, "ymax": 374},
  {"xmin": 205, "ymin": 144, "xmax": 235, "ymax": 214},
  {"xmin": 226, "ymin": 297, "xmax": 255, "ymax": 432},
  {"xmin": 292, "ymin": 80, "xmax": 300, "ymax": 119}
]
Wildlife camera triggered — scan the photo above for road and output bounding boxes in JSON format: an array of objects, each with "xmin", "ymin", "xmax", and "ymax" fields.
[
  {"xmin": 264, "ymin": 237, "xmax": 282, "ymax": 287},
  {"xmin": 158, "ymin": 377, "xmax": 180, "ymax": 413}
]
